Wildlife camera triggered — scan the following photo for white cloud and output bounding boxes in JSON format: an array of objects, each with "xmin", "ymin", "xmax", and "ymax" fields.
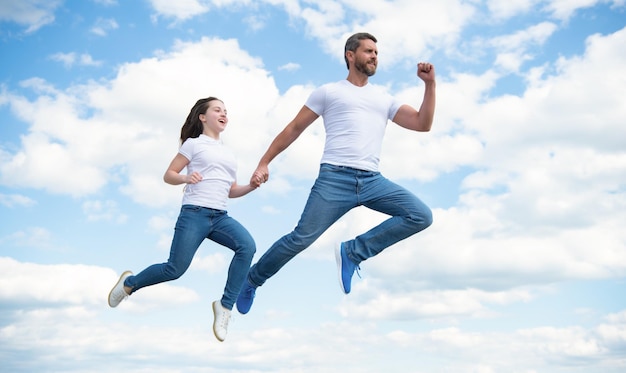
[
  {"xmin": 278, "ymin": 62, "xmax": 301, "ymax": 72},
  {"xmin": 190, "ymin": 252, "xmax": 229, "ymax": 274},
  {"xmin": 490, "ymin": 21, "xmax": 558, "ymax": 72},
  {"xmin": 148, "ymin": 213, "xmax": 177, "ymax": 231},
  {"xmin": 0, "ymin": 257, "xmax": 199, "ymax": 311},
  {"xmin": 49, "ymin": 52, "xmax": 103, "ymax": 68},
  {"xmin": 0, "ymin": 127, "xmax": 111, "ymax": 196},
  {"xmin": 339, "ymin": 287, "xmax": 532, "ymax": 320},
  {"xmin": 1, "ymin": 227, "xmax": 53, "ymax": 250},
  {"xmin": 276, "ymin": 0, "xmax": 477, "ymax": 67},
  {"xmin": 487, "ymin": 0, "xmax": 543, "ymax": 19},
  {"xmin": 1, "ymin": 257, "xmax": 625, "ymax": 372},
  {"xmin": 82, "ymin": 199, "xmax": 128, "ymax": 223},
  {"xmin": 491, "ymin": 22, "xmax": 557, "ymax": 51},
  {"xmin": 243, "ymin": 13, "xmax": 267, "ymax": 31},
  {"xmin": 90, "ymin": 17, "xmax": 119, "ymax": 36},
  {"xmin": 507, "ymin": 0, "xmax": 623, "ymax": 21},
  {"xmin": 0, "ymin": 193, "xmax": 36, "ymax": 208},
  {"xmin": 148, "ymin": 0, "xmax": 210, "ymax": 21},
  {"xmin": 545, "ymin": 0, "xmax": 607, "ymax": 20},
  {"xmin": 0, "ymin": 0, "xmax": 62, "ymax": 33},
  {"xmin": 49, "ymin": 52, "xmax": 76, "ymax": 67},
  {"xmin": 0, "ymin": 37, "xmax": 280, "ymax": 206}
]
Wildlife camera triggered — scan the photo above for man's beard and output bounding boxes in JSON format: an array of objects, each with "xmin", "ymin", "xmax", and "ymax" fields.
[{"xmin": 355, "ymin": 58, "xmax": 376, "ymax": 76}]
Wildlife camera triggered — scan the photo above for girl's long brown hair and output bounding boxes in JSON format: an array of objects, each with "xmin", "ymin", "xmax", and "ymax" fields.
[{"xmin": 179, "ymin": 97, "xmax": 222, "ymax": 144}]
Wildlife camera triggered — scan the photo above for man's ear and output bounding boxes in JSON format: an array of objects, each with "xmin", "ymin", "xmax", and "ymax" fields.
[{"xmin": 346, "ymin": 50, "xmax": 354, "ymax": 64}]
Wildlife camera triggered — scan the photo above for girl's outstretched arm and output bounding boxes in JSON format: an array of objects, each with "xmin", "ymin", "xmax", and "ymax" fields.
[{"xmin": 229, "ymin": 182, "xmax": 257, "ymax": 198}]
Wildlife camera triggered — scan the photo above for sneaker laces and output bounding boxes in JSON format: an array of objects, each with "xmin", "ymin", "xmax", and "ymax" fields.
[
  {"xmin": 218, "ymin": 309, "xmax": 231, "ymax": 329},
  {"xmin": 111, "ymin": 288, "xmax": 129, "ymax": 304},
  {"xmin": 354, "ymin": 265, "xmax": 362, "ymax": 279}
]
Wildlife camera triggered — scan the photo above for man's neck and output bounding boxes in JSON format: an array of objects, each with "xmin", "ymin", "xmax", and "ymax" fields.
[{"xmin": 346, "ymin": 71, "xmax": 369, "ymax": 87}]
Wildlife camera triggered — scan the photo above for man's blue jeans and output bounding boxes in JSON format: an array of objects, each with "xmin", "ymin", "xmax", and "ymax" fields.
[
  {"xmin": 124, "ymin": 205, "xmax": 256, "ymax": 309},
  {"xmin": 248, "ymin": 163, "xmax": 432, "ymax": 287}
]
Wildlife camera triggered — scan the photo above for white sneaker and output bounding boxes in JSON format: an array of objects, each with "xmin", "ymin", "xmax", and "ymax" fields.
[
  {"xmin": 108, "ymin": 271, "xmax": 132, "ymax": 307},
  {"xmin": 212, "ymin": 300, "xmax": 231, "ymax": 342}
]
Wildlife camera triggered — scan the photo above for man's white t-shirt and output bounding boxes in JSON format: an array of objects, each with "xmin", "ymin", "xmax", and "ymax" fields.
[
  {"xmin": 178, "ymin": 134, "xmax": 236, "ymax": 210},
  {"xmin": 305, "ymin": 80, "xmax": 402, "ymax": 172}
]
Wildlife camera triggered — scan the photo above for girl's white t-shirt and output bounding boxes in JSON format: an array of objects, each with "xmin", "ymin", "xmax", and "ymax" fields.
[
  {"xmin": 178, "ymin": 134, "xmax": 236, "ymax": 210},
  {"xmin": 305, "ymin": 80, "xmax": 402, "ymax": 172}
]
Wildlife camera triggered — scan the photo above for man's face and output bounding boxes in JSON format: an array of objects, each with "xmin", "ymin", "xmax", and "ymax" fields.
[{"xmin": 353, "ymin": 39, "xmax": 378, "ymax": 76}]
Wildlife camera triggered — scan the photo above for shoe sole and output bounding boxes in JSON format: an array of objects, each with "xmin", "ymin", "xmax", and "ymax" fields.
[
  {"xmin": 108, "ymin": 270, "xmax": 132, "ymax": 307},
  {"xmin": 212, "ymin": 301, "xmax": 225, "ymax": 342},
  {"xmin": 335, "ymin": 245, "xmax": 348, "ymax": 294}
]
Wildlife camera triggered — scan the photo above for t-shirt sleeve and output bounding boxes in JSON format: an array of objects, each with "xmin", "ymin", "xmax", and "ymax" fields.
[
  {"xmin": 389, "ymin": 97, "xmax": 403, "ymax": 121},
  {"xmin": 178, "ymin": 138, "xmax": 194, "ymax": 161},
  {"xmin": 304, "ymin": 85, "xmax": 326, "ymax": 116}
]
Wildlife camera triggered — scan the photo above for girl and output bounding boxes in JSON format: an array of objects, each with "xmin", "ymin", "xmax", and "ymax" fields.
[{"xmin": 108, "ymin": 97, "xmax": 257, "ymax": 342}]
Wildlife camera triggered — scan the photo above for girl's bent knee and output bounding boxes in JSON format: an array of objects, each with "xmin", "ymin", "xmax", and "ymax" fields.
[{"xmin": 163, "ymin": 264, "xmax": 186, "ymax": 281}]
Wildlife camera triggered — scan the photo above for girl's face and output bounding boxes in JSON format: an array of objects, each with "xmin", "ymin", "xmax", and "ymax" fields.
[{"xmin": 199, "ymin": 100, "xmax": 228, "ymax": 139}]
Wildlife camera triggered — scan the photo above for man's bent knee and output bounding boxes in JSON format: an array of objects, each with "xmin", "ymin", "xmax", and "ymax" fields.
[{"xmin": 409, "ymin": 206, "xmax": 433, "ymax": 231}]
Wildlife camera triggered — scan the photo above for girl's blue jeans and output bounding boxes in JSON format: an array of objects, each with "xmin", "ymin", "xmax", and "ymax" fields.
[
  {"xmin": 248, "ymin": 163, "xmax": 432, "ymax": 287},
  {"xmin": 125, "ymin": 205, "xmax": 256, "ymax": 310}
]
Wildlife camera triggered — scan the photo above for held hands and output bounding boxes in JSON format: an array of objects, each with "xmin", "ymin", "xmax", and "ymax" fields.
[
  {"xmin": 417, "ymin": 62, "xmax": 435, "ymax": 83},
  {"xmin": 250, "ymin": 165, "xmax": 269, "ymax": 188}
]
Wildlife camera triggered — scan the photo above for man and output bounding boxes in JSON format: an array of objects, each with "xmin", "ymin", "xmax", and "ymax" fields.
[{"xmin": 238, "ymin": 32, "xmax": 435, "ymax": 314}]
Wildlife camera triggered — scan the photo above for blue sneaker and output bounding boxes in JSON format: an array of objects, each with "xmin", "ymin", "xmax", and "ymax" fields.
[
  {"xmin": 335, "ymin": 243, "xmax": 360, "ymax": 294},
  {"xmin": 236, "ymin": 280, "xmax": 257, "ymax": 314}
]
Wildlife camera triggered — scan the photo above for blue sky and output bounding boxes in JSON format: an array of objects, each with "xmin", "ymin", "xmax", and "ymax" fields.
[{"xmin": 1, "ymin": 0, "xmax": 625, "ymax": 372}]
